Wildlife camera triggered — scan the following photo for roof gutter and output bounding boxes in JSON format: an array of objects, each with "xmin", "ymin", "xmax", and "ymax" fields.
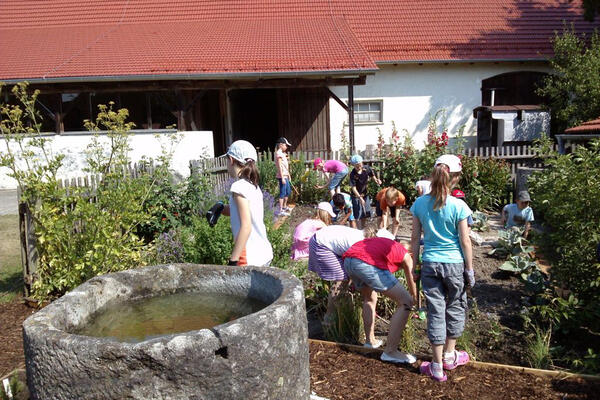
[
  {"xmin": 376, "ymin": 58, "xmax": 550, "ymax": 65},
  {"xmin": 1, "ymin": 68, "xmax": 378, "ymax": 85}
]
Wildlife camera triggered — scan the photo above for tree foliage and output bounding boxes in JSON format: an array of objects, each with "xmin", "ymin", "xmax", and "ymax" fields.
[{"xmin": 537, "ymin": 28, "xmax": 600, "ymax": 134}]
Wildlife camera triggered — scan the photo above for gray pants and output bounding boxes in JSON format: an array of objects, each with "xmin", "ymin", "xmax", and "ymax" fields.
[{"xmin": 421, "ymin": 261, "xmax": 467, "ymax": 345}]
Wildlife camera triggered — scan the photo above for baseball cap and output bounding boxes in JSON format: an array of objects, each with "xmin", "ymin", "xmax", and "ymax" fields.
[
  {"xmin": 434, "ymin": 154, "xmax": 462, "ymax": 172},
  {"xmin": 317, "ymin": 201, "xmax": 336, "ymax": 217},
  {"xmin": 517, "ymin": 191, "xmax": 531, "ymax": 202},
  {"xmin": 223, "ymin": 140, "xmax": 258, "ymax": 164},
  {"xmin": 451, "ymin": 189, "xmax": 465, "ymax": 199},
  {"xmin": 313, "ymin": 158, "xmax": 323, "ymax": 170},
  {"xmin": 276, "ymin": 137, "xmax": 292, "ymax": 146},
  {"xmin": 350, "ymin": 154, "xmax": 363, "ymax": 165}
]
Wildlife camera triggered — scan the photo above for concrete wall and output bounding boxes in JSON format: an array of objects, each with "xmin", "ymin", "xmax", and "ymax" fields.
[
  {"xmin": 329, "ymin": 62, "xmax": 551, "ymax": 151},
  {"xmin": 0, "ymin": 130, "xmax": 214, "ymax": 189}
]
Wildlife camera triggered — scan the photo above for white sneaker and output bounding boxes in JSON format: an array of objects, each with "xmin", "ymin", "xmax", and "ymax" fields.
[
  {"xmin": 276, "ymin": 210, "xmax": 290, "ymax": 216},
  {"xmin": 380, "ymin": 351, "xmax": 417, "ymax": 364},
  {"xmin": 364, "ymin": 339, "xmax": 383, "ymax": 349}
]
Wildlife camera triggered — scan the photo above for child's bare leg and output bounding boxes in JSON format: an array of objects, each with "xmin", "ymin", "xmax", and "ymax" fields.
[
  {"xmin": 382, "ymin": 283, "xmax": 413, "ymax": 355},
  {"xmin": 443, "ymin": 337, "xmax": 457, "ymax": 355},
  {"xmin": 360, "ymin": 286, "xmax": 378, "ymax": 345}
]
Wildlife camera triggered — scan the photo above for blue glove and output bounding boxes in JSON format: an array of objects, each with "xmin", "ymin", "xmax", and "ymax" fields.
[{"xmin": 465, "ymin": 268, "xmax": 475, "ymax": 288}]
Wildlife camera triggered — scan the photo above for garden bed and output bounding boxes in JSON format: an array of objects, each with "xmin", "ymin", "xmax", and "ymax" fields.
[{"xmin": 288, "ymin": 206, "xmax": 530, "ymax": 367}]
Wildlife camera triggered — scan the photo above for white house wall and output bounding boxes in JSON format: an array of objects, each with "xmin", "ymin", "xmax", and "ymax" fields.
[
  {"xmin": 329, "ymin": 62, "xmax": 551, "ymax": 151},
  {"xmin": 0, "ymin": 131, "xmax": 214, "ymax": 189}
]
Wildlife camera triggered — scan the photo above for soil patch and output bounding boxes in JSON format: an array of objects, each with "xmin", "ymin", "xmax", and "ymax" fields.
[
  {"xmin": 309, "ymin": 342, "xmax": 600, "ymax": 400},
  {"xmin": 0, "ymin": 301, "xmax": 35, "ymax": 378}
]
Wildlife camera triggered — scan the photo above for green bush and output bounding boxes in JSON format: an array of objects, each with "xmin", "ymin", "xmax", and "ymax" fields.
[
  {"xmin": 0, "ymin": 84, "xmax": 156, "ymax": 301},
  {"xmin": 526, "ymin": 137, "xmax": 600, "ymax": 372},
  {"xmin": 459, "ymin": 156, "xmax": 511, "ymax": 211},
  {"xmin": 180, "ymin": 216, "xmax": 233, "ymax": 265}
]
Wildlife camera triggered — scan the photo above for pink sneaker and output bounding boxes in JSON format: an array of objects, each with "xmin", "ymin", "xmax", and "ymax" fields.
[
  {"xmin": 420, "ymin": 361, "xmax": 447, "ymax": 382},
  {"xmin": 443, "ymin": 350, "xmax": 470, "ymax": 370}
]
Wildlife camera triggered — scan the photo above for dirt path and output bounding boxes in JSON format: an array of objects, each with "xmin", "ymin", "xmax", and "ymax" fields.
[{"xmin": 0, "ymin": 301, "xmax": 35, "ymax": 378}]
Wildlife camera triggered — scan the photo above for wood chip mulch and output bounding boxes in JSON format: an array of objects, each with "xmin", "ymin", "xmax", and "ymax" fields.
[
  {"xmin": 309, "ymin": 342, "xmax": 600, "ymax": 400},
  {"xmin": 0, "ymin": 301, "xmax": 35, "ymax": 378}
]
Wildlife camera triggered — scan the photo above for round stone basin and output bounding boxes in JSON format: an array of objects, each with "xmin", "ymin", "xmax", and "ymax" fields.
[{"xmin": 22, "ymin": 264, "xmax": 310, "ymax": 400}]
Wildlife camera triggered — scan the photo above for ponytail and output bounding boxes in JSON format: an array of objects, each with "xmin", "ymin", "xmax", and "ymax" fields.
[
  {"xmin": 236, "ymin": 159, "xmax": 260, "ymax": 187},
  {"xmin": 430, "ymin": 164, "xmax": 460, "ymax": 210}
]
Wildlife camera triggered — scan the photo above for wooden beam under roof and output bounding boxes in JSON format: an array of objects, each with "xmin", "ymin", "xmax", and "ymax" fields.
[{"xmin": 25, "ymin": 76, "xmax": 368, "ymax": 94}]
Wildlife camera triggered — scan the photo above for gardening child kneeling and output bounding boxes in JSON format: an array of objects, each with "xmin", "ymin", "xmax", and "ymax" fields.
[
  {"xmin": 342, "ymin": 237, "xmax": 418, "ymax": 363},
  {"xmin": 410, "ymin": 154, "xmax": 473, "ymax": 382}
]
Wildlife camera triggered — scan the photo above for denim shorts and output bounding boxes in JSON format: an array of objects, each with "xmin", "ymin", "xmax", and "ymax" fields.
[
  {"xmin": 278, "ymin": 178, "xmax": 291, "ymax": 198},
  {"xmin": 328, "ymin": 168, "xmax": 348, "ymax": 190},
  {"xmin": 351, "ymin": 195, "xmax": 371, "ymax": 220},
  {"xmin": 343, "ymin": 257, "xmax": 398, "ymax": 292}
]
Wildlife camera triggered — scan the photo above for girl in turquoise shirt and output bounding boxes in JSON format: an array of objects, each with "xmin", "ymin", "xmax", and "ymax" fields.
[{"xmin": 410, "ymin": 154, "xmax": 474, "ymax": 382}]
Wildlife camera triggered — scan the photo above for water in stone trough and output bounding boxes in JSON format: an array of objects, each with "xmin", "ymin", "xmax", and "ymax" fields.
[{"xmin": 76, "ymin": 292, "xmax": 267, "ymax": 343}]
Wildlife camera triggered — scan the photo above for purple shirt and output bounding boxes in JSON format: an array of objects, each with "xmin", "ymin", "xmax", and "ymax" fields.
[{"xmin": 323, "ymin": 160, "xmax": 347, "ymax": 173}]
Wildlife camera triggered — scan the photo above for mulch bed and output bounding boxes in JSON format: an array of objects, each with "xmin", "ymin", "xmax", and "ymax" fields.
[
  {"xmin": 0, "ymin": 301, "xmax": 35, "ymax": 378},
  {"xmin": 309, "ymin": 342, "xmax": 600, "ymax": 400}
]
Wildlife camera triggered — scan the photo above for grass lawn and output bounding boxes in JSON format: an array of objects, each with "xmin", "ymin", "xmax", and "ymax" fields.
[{"xmin": 0, "ymin": 214, "xmax": 22, "ymax": 303}]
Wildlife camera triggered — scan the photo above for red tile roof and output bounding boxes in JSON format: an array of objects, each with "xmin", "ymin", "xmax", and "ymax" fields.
[
  {"xmin": 564, "ymin": 118, "xmax": 600, "ymax": 134},
  {"xmin": 0, "ymin": 0, "xmax": 598, "ymax": 82}
]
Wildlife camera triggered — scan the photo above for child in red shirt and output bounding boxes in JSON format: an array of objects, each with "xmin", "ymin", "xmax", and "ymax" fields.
[{"xmin": 343, "ymin": 237, "xmax": 417, "ymax": 363}]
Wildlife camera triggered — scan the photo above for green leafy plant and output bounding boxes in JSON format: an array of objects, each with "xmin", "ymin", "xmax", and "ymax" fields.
[
  {"xmin": 0, "ymin": 373, "xmax": 24, "ymax": 400},
  {"xmin": 179, "ymin": 215, "xmax": 233, "ymax": 265},
  {"xmin": 499, "ymin": 255, "xmax": 538, "ymax": 275},
  {"xmin": 471, "ymin": 211, "xmax": 490, "ymax": 232},
  {"xmin": 488, "ymin": 228, "xmax": 534, "ymax": 259},
  {"xmin": 537, "ymin": 28, "xmax": 600, "ymax": 134}
]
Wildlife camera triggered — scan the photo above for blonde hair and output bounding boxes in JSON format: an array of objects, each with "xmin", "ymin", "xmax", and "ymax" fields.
[
  {"xmin": 315, "ymin": 209, "xmax": 332, "ymax": 225},
  {"xmin": 385, "ymin": 187, "xmax": 400, "ymax": 204},
  {"xmin": 430, "ymin": 164, "xmax": 461, "ymax": 210},
  {"xmin": 362, "ymin": 226, "xmax": 377, "ymax": 238}
]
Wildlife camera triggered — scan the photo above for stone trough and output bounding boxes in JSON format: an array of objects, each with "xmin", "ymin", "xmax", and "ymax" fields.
[{"xmin": 22, "ymin": 264, "xmax": 310, "ymax": 400}]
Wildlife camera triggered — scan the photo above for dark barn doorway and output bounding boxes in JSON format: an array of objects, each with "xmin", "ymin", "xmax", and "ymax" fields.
[{"xmin": 229, "ymin": 89, "xmax": 279, "ymax": 152}]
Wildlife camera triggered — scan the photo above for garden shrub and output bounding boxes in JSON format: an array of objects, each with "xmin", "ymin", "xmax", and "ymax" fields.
[
  {"xmin": 526, "ymin": 137, "xmax": 600, "ymax": 372},
  {"xmin": 0, "ymin": 84, "xmax": 159, "ymax": 301},
  {"xmin": 459, "ymin": 156, "xmax": 511, "ymax": 211},
  {"xmin": 179, "ymin": 216, "xmax": 233, "ymax": 265}
]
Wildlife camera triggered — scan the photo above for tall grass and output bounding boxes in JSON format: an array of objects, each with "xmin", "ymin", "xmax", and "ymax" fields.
[
  {"xmin": 0, "ymin": 215, "xmax": 22, "ymax": 303},
  {"xmin": 526, "ymin": 324, "xmax": 552, "ymax": 369}
]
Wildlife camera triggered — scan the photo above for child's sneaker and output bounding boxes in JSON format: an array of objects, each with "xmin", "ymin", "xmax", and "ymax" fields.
[
  {"xmin": 443, "ymin": 350, "xmax": 470, "ymax": 370},
  {"xmin": 420, "ymin": 361, "xmax": 447, "ymax": 382}
]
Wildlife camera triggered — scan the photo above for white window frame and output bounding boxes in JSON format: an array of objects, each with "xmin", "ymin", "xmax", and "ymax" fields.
[{"xmin": 353, "ymin": 100, "xmax": 383, "ymax": 125}]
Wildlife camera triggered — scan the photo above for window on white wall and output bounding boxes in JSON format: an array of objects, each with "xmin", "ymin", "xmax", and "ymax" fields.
[{"xmin": 354, "ymin": 100, "xmax": 382, "ymax": 124}]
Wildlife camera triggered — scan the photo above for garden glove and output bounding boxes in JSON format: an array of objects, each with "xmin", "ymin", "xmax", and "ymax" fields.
[
  {"xmin": 206, "ymin": 201, "xmax": 224, "ymax": 227},
  {"xmin": 465, "ymin": 268, "xmax": 475, "ymax": 288}
]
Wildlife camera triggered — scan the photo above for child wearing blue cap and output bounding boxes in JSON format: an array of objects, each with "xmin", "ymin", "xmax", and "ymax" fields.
[{"xmin": 349, "ymin": 154, "xmax": 381, "ymax": 229}]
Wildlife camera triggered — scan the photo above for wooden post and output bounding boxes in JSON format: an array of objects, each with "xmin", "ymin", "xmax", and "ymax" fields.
[{"xmin": 348, "ymin": 84, "xmax": 355, "ymax": 152}]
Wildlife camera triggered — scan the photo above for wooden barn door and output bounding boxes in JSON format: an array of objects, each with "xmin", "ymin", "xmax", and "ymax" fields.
[{"xmin": 277, "ymin": 87, "xmax": 330, "ymax": 151}]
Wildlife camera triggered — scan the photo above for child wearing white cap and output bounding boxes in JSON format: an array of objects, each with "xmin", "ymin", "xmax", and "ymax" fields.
[
  {"xmin": 291, "ymin": 202, "xmax": 334, "ymax": 260},
  {"xmin": 217, "ymin": 140, "xmax": 273, "ymax": 266},
  {"xmin": 410, "ymin": 154, "xmax": 473, "ymax": 382}
]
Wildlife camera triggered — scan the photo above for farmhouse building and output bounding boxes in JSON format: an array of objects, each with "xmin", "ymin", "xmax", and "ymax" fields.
[{"xmin": 0, "ymin": 1, "xmax": 598, "ymax": 180}]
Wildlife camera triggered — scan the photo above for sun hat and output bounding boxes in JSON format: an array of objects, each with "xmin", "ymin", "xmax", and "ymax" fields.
[
  {"xmin": 434, "ymin": 154, "xmax": 462, "ymax": 172},
  {"xmin": 350, "ymin": 154, "xmax": 363, "ymax": 165},
  {"xmin": 223, "ymin": 140, "xmax": 257, "ymax": 164},
  {"xmin": 313, "ymin": 158, "xmax": 323, "ymax": 170},
  {"xmin": 276, "ymin": 137, "xmax": 292, "ymax": 146},
  {"xmin": 517, "ymin": 190, "xmax": 531, "ymax": 202},
  {"xmin": 317, "ymin": 201, "xmax": 336, "ymax": 217},
  {"xmin": 451, "ymin": 189, "xmax": 465, "ymax": 199}
]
